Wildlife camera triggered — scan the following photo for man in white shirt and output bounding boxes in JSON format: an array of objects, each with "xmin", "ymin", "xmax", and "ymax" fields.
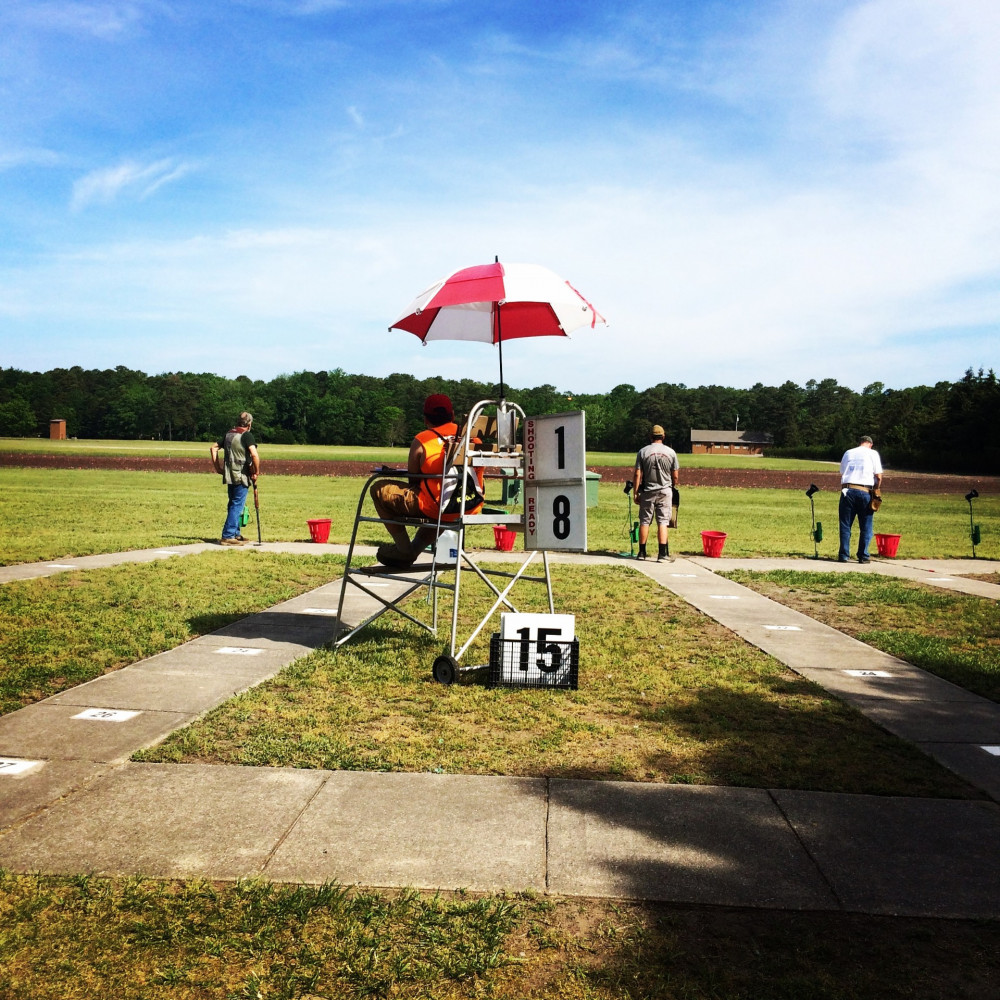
[{"xmin": 838, "ymin": 435, "xmax": 883, "ymax": 563}]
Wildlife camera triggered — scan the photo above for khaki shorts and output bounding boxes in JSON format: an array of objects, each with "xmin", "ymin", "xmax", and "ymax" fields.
[
  {"xmin": 371, "ymin": 480, "xmax": 423, "ymax": 520},
  {"xmin": 638, "ymin": 488, "xmax": 672, "ymax": 527}
]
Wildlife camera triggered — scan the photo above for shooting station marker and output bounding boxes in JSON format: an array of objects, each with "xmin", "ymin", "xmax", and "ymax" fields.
[
  {"xmin": 47, "ymin": 563, "xmax": 77, "ymax": 570},
  {"xmin": 302, "ymin": 607, "xmax": 339, "ymax": 616},
  {"xmin": 709, "ymin": 595, "xmax": 741, "ymax": 600},
  {"xmin": 845, "ymin": 670, "xmax": 893, "ymax": 678},
  {"xmin": 0, "ymin": 758, "xmax": 42, "ymax": 776},
  {"xmin": 72, "ymin": 709, "xmax": 141, "ymax": 722},
  {"xmin": 215, "ymin": 646, "xmax": 264, "ymax": 656},
  {"xmin": 763, "ymin": 625, "xmax": 802, "ymax": 631}
]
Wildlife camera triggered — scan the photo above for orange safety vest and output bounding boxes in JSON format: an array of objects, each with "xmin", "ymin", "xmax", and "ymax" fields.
[{"xmin": 416, "ymin": 422, "xmax": 484, "ymax": 522}]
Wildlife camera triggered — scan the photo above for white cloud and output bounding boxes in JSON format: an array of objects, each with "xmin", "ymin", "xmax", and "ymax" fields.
[
  {"xmin": 70, "ymin": 157, "xmax": 195, "ymax": 211},
  {"xmin": 0, "ymin": 146, "xmax": 63, "ymax": 170},
  {"xmin": 6, "ymin": 1, "xmax": 144, "ymax": 39}
]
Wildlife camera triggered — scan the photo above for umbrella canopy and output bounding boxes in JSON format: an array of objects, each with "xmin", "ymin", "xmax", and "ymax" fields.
[{"xmin": 389, "ymin": 261, "xmax": 606, "ymax": 344}]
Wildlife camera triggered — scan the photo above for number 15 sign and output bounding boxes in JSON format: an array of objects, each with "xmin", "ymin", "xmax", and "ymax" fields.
[{"xmin": 523, "ymin": 411, "xmax": 587, "ymax": 551}]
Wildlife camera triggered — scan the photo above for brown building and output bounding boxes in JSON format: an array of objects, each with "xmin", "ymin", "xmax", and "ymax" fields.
[
  {"xmin": 49, "ymin": 419, "xmax": 67, "ymax": 440},
  {"xmin": 690, "ymin": 429, "xmax": 773, "ymax": 455}
]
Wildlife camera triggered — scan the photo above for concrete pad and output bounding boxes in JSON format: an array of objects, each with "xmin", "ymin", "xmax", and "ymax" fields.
[
  {"xmin": 546, "ymin": 780, "xmax": 836, "ymax": 909},
  {"xmin": 132, "ymin": 641, "xmax": 305, "ymax": 677},
  {"xmin": 191, "ymin": 632, "xmax": 322, "ymax": 656},
  {"xmin": 0, "ymin": 763, "xmax": 325, "ymax": 879},
  {"xmin": 916, "ymin": 743, "xmax": 1000, "ymax": 803},
  {"xmin": 44, "ymin": 666, "xmax": 266, "ymax": 714},
  {"xmin": 207, "ymin": 612, "xmax": 341, "ymax": 644},
  {"xmin": 773, "ymin": 790, "xmax": 1000, "ymax": 917},
  {"xmin": 0, "ymin": 760, "xmax": 108, "ymax": 830},
  {"xmin": 791, "ymin": 664, "xmax": 987, "ymax": 703},
  {"xmin": 265, "ymin": 771, "xmax": 547, "ymax": 892},
  {"xmin": 0, "ymin": 703, "xmax": 194, "ymax": 763},
  {"xmin": 841, "ymin": 693, "xmax": 1000, "ymax": 743}
]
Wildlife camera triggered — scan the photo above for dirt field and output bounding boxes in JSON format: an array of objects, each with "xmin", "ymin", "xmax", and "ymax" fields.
[{"xmin": 1, "ymin": 452, "xmax": 994, "ymax": 494}]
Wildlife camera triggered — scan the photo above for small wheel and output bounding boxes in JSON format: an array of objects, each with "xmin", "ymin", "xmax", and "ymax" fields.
[{"xmin": 432, "ymin": 654, "xmax": 459, "ymax": 685}]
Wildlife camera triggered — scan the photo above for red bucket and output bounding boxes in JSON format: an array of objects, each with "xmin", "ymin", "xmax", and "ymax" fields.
[
  {"xmin": 874, "ymin": 533, "xmax": 901, "ymax": 558},
  {"xmin": 307, "ymin": 518, "xmax": 332, "ymax": 543},
  {"xmin": 701, "ymin": 530, "xmax": 727, "ymax": 558},
  {"xmin": 493, "ymin": 526, "xmax": 517, "ymax": 551}
]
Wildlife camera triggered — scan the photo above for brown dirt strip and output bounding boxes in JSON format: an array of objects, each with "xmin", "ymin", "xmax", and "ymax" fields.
[{"xmin": 0, "ymin": 452, "xmax": 994, "ymax": 494}]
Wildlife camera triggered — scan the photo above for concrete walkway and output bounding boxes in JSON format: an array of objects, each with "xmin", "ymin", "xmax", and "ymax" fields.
[{"xmin": 1, "ymin": 548, "xmax": 998, "ymax": 917}]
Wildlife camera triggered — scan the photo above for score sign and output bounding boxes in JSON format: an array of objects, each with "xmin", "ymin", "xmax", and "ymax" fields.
[
  {"xmin": 497, "ymin": 613, "xmax": 576, "ymax": 687},
  {"xmin": 523, "ymin": 411, "xmax": 587, "ymax": 552}
]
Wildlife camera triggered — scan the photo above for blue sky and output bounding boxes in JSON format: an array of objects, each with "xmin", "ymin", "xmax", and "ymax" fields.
[{"xmin": 1, "ymin": 0, "xmax": 997, "ymax": 393}]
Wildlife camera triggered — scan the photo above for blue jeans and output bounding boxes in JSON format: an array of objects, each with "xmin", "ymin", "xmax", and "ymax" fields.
[
  {"xmin": 838, "ymin": 487, "xmax": 874, "ymax": 561},
  {"xmin": 222, "ymin": 483, "xmax": 249, "ymax": 539}
]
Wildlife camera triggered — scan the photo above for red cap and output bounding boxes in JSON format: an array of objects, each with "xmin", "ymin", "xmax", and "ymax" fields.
[{"xmin": 423, "ymin": 393, "xmax": 453, "ymax": 423}]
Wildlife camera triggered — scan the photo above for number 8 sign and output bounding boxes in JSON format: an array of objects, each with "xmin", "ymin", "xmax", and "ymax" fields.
[
  {"xmin": 524, "ymin": 483, "xmax": 587, "ymax": 550},
  {"xmin": 523, "ymin": 411, "xmax": 587, "ymax": 552}
]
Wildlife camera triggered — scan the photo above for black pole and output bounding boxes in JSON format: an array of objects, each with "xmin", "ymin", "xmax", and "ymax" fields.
[
  {"xmin": 496, "ymin": 303, "xmax": 505, "ymax": 400},
  {"xmin": 494, "ymin": 255, "xmax": 505, "ymax": 400},
  {"xmin": 810, "ymin": 496, "xmax": 818, "ymax": 558},
  {"xmin": 967, "ymin": 490, "xmax": 979, "ymax": 558}
]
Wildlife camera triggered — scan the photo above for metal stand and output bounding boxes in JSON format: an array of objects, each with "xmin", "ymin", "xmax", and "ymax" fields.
[
  {"xmin": 805, "ymin": 483, "xmax": 821, "ymax": 558},
  {"xmin": 966, "ymin": 489, "xmax": 980, "ymax": 558},
  {"xmin": 334, "ymin": 399, "xmax": 555, "ymax": 676}
]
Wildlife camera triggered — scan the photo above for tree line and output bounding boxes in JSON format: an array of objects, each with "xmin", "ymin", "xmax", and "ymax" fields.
[{"xmin": 0, "ymin": 365, "xmax": 996, "ymax": 473}]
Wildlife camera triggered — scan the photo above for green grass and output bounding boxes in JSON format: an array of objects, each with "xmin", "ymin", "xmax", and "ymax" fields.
[
  {"xmin": 722, "ymin": 570, "xmax": 1000, "ymax": 702},
  {"xmin": 2, "ymin": 436, "xmax": 843, "ymax": 470},
  {"xmin": 2, "ymin": 468, "xmax": 997, "ymax": 565},
  {"xmin": 0, "ymin": 436, "xmax": 412, "ymax": 463},
  {"xmin": 0, "ymin": 874, "xmax": 996, "ymax": 1000},
  {"xmin": 587, "ymin": 448, "xmax": 840, "ymax": 470},
  {"xmin": 0, "ymin": 553, "xmax": 343, "ymax": 715},
  {"xmin": 136, "ymin": 563, "xmax": 973, "ymax": 799}
]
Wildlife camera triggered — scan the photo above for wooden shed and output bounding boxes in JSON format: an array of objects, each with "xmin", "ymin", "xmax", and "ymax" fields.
[
  {"xmin": 49, "ymin": 419, "xmax": 67, "ymax": 440},
  {"xmin": 690, "ymin": 429, "xmax": 772, "ymax": 455}
]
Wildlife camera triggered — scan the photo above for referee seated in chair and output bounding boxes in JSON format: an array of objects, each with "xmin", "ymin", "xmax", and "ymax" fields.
[{"xmin": 370, "ymin": 393, "xmax": 484, "ymax": 568}]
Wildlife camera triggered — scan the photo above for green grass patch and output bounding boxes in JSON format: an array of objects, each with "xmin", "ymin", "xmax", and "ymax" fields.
[
  {"xmin": 2, "ymin": 436, "xmax": 843, "ymax": 470},
  {"xmin": 0, "ymin": 874, "xmax": 996, "ymax": 1000},
  {"xmin": 0, "ymin": 552, "xmax": 343, "ymax": 715},
  {"xmin": 3, "ymin": 468, "xmax": 997, "ymax": 565},
  {"xmin": 138, "ymin": 564, "xmax": 972, "ymax": 798},
  {"xmin": 723, "ymin": 570, "xmax": 1000, "ymax": 702}
]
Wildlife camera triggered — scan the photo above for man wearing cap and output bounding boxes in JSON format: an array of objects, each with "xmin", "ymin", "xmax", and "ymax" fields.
[
  {"xmin": 633, "ymin": 425, "xmax": 679, "ymax": 562},
  {"xmin": 370, "ymin": 394, "xmax": 481, "ymax": 568},
  {"xmin": 209, "ymin": 411, "xmax": 260, "ymax": 546},
  {"xmin": 838, "ymin": 435, "xmax": 883, "ymax": 563}
]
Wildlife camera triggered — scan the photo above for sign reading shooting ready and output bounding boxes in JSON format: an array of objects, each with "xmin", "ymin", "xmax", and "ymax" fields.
[{"xmin": 523, "ymin": 410, "xmax": 587, "ymax": 551}]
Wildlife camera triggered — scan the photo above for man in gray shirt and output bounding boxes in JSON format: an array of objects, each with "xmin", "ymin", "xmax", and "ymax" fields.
[{"xmin": 633, "ymin": 425, "xmax": 680, "ymax": 562}]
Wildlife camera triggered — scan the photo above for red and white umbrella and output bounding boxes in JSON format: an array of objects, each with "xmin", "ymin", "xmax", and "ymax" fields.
[{"xmin": 389, "ymin": 260, "xmax": 606, "ymax": 394}]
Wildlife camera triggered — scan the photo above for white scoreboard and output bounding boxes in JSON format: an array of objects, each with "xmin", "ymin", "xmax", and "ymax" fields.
[{"xmin": 523, "ymin": 411, "xmax": 587, "ymax": 552}]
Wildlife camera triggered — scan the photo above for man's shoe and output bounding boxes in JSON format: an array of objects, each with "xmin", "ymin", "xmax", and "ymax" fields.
[
  {"xmin": 377, "ymin": 543, "xmax": 416, "ymax": 568},
  {"xmin": 636, "ymin": 552, "xmax": 647, "ymax": 561},
  {"xmin": 220, "ymin": 537, "xmax": 245, "ymax": 546},
  {"xmin": 236, "ymin": 534, "xmax": 248, "ymax": 541},
  {"xmin": 838, "ymin": 556, "xmax": 850, "ymax": 563},
  {"xmin": 657, "ymin": 554, "xmax": 673, "ymax": 563},
  {"xmin": 858, "ymin": 557, "xmax": 871, "ymax": 564}
]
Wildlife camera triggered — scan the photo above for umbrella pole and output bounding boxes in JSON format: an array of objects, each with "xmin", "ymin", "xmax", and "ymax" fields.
[{"xmin": 496, "ymin": 302, "xmax": 505, "ymax": 400}]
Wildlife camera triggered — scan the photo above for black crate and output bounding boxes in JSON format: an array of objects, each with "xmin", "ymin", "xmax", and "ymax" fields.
[{"xmin": 488, "ymin": 634, "xmax": 579, "ymax": 690}]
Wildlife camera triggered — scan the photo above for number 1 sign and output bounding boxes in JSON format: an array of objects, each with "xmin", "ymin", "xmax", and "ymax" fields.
[{"xmin": 523, "ymin": 411, "xmax": 587, "ymax": 551}]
